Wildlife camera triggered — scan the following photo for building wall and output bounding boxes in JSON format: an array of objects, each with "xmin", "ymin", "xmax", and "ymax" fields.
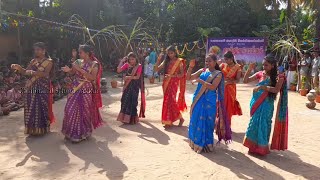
[{"xmin": 0, "ymin": 34, "xmax": 18, "ymax": 62}]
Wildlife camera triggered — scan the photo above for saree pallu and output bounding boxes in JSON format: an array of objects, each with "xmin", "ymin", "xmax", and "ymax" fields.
[
  {"xmin": 224, "ymin": 84, "xmax": 242, "ymax": 124},
  {"xmin": 24, "ymin": 59, "xmax": 54, "ymax": 135},
  {"xmin": 24, "ymin": 77, "xmax": 52, "ymax": 135},
  {"xmin": 243, "ymin": 79, "xmax": 274, "ymax": 155},
  {"xmin": 189, "ymin": 70, "xmax": 232, "ymax": 153},
  {"xmin": 117, "ymin": 68, "xmax": 141, "ymax": 124},
  {"xmin": 161, "ymin": 59, "xmax": 187, "ymax": 125},
  {"xmin": 162, "ymin": 77, "xmax": 182, "ymax": 125},
  {"xmin": 271, "ymin": 75, "xmax": 288, "ymax": 151},
  {"xmin": 62, "ymin": 61, "xmax": 103, "ymax": 142},
  {"xmin": 221, "ymin": 63, "xmax": 242, "ymax": 125}
]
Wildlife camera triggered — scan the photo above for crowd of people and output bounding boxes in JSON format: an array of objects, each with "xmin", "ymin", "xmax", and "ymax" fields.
[
  {"xmin": 0, "ymin": 49, "xmax": 75, "ymax": 116},
  {"xmin": 2, "ymin": 41, "xmax": 291, "ymax": 157},
  {"xmin": 283, "ymin": 50, "xmax": 320, "ymax": 91},
  {"xmin": 0, "ymin": 66, "xmax": 25, "ymax": 116}
]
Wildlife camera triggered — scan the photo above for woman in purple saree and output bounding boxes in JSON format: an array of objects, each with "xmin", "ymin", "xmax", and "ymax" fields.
[
  {"xmin": 61, "ymin": 45, "xmax": 103, "ymax": 143},
  {"xmin": 11, "ymin": 42, "xmax": 55, "ymax": 136}
]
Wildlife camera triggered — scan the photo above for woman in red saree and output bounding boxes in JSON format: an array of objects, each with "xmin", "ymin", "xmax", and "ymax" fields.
[
  {"xmin": 154, "ymin": 46, "xmax": 187, "ymax": 127},
  {"xmin": 220, "ymin": 51, "xmax": 242, "ymax": 128}
]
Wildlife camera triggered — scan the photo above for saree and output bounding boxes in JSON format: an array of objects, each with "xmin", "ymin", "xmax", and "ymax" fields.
[
  {"xmin": 271, "ymin": 74, "xmax": 288, "ymax": 151},
  {"xmin": 161, "ymin": 58, "xmax": 187, "ymax": 125},
  {"xmin": 24, "ymin": 59, "xmax": 55, "ymax": 135},
  {"xmin": 221, "ymin": 63, "xmax": 242, "ymax": 125},
  {"xmin": 243, "ymin": 72, "xmax": 288, "ymax": 155},
  {"xmin": 117, "ymin": 64, "xmax": 144, "ymax": 124},
  {"xmin": 189, "ymin": 69, "xmax": 232, "ymax": 152},
  {"xmin": 62, "ymin": 59, "xmax": 103, "ymax": 142}
]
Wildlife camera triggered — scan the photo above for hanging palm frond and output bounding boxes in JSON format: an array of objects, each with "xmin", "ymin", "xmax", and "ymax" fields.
[{"xmin": 272, "ymin": 18, "xmax": 302, "ymax": 59}]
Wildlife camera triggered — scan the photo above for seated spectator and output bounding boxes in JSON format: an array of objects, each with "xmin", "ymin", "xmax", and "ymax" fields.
[
  {"xmin": 7, "ymin": 82, "xmax": 23, "ymax": 109},
  {"xmin": 0, "ymin": 104, "xmax": 10, "ymax": 116},
  {"xmin": 0, "ymin": 85, "xmax": 17, "ymax": 113},
  {"xmin": 4, "ymin": 72, "xmax": 15, "ymax": 86}
]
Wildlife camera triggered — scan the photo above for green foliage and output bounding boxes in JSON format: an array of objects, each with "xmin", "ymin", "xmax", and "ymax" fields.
[
  {"xmin": 301, "ymin": 76, "xmax": 307, "ymax": 89},
  {"xmin": 291, "ymin": 73, "xmax": 298, "ymax": 86},
  {"xmin": 1, "ymin": 0, "xmax": 318, "ymax": 55}
]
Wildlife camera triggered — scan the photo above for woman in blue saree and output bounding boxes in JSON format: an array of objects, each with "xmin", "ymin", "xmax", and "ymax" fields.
[
  {"xmin": 187, "ymin": 53, "xmax": 232, "ymax": 153},
  {"xmin": 243, "ymin": 55, "xmax": 288, "ymax": 156}
]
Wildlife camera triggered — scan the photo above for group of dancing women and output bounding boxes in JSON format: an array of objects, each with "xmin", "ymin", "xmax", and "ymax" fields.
[{"xmin": 11, "ymin": 42, "xmax": 288, "ymax": 156}]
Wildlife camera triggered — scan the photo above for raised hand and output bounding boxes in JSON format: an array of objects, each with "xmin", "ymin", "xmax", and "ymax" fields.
[
  {"xmin": 189, "ymin": 59, "xmax": 196, "ymax": 68},
  {"xmin": 121, "ymin": 57, "xmax": 128, "ymax": 63},
  {"xmin": 249, "ymin": 63, "xmax": 256, "ymax": 70},
  {"xmin": 157, "ymin": 53, "xmax": 164, "ymax": 64},
  {"xmin": 11, "ymin": 64, "xmax": 22, "ymax": 71}
]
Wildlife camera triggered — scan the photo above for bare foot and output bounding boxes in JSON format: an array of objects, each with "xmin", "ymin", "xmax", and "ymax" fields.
[
  {"xmin": 178, "ymin": 118, "xmax": 185, "ymax": 126},
  {"xmin": 164, "ymin": 124, "xmax": 171, "ymax": 128}
]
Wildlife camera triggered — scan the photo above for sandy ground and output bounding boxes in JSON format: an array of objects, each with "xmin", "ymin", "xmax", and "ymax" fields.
[{"xmin": 1, "ymin": 76, "xmax": 320, "ymax": 180}]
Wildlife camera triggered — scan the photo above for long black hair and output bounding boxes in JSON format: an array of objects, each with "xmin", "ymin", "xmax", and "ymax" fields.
[
  {"xmin": 71, "ymin": 48, "xmax": 79, "ymax": 59},
  {"xmin": 207, "ymin": 53, "xmax": 221, "ymax": 71},
  {"xmin": 164, "ymin": 45, "xmax": 178, "ymax": 73},
  {"xmin": 224, "ymin": 51, "xmax": 237, "ymax": 64},
  {"xmin": 264, "ymin": 55, "xmax": 278, "ymax": 100},
  {"xmin": 79, "ymin": 44, "xmax": 94, "ymax": 57},
  {"xmin": 33, "ymin": 42, "xmax": 50, "ymax": 58}
]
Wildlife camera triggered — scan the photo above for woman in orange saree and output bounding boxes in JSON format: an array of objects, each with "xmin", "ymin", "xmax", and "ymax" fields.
[
  {"xmin": 154, "ymin": 46, "xmax": 187, "ymax": 127},
  {"xmin": 220, "ymin": 51, "xmax": 242, "ymax": 128}
]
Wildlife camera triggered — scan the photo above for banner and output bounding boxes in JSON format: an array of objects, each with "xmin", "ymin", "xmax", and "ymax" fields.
[{"xmin": 207, "ymin": 37, "xmax": 267, "ymax": 62}]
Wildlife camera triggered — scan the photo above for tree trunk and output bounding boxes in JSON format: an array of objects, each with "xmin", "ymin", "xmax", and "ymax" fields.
[{"xmin": 287, "ymin": 0, "xmax": 292, "ymax": 19}]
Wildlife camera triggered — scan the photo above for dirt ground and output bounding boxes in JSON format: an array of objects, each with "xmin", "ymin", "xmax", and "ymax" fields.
[{"xmin": 1, "ymin": 77, "xmax": 320, "ymax": 180}]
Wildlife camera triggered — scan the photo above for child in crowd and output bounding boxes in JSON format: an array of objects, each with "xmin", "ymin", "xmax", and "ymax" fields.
[
  {"xmin": 0, "ymin": 85, "xmax": 18, "ymax": 114},
  {"xmin": 7, "ymin": 82, "xmax": 24, "ymax": 109}
]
